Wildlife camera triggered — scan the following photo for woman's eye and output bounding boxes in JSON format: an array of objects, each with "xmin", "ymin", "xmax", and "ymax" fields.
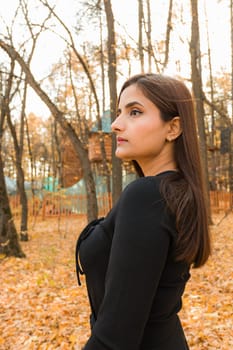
[{"xmin": 130, "ymin": 109, "xmax": 142, "ymax": 116}]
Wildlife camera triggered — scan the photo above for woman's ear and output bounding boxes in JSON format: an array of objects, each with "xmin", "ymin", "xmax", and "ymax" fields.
[{"xmin": 166, "ymin": 116, "xmax": 182, "ymax": 142}]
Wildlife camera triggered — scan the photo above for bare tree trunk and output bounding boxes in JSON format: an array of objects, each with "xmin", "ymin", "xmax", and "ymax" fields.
[
  {"xmin": 204, "ymin": 1, "xmax": 217, "ymax": 190},
  {"xmin": 103, "ymin": 0, "xmax": 122, "ymax": 205},
  {"xmin": 229, "ymin": 0, "xmax": 233, "ymax": 192},
  {"xmin": 7, "ymin": 86, "xmax": 29, "ymax": 241},
  {"xmin": 0, "ymin": 68, "xmax": 25, "ymax": 257},
  {"xmin": 99, "ymin": 12, "xmax": 112, "ymax": 203},
  {"xmin": 190, "ymin": 0, "xmax": 211, "ymax": 216},
  {"xmin": 163, "ymin": 0, "xmax": 173, "ymax": 69},
  {"xmin": 99, "ymin": 11, "xmax": 106, "ymax": 115},
  {"xmin": 138, "ymin": 0, "xmax": 145, "ymax": 72},
  {"xmin": 145, "ymin": 0, "xmax": 152, "ymax": 72},
  {"xmin": 25, "ymin": 114, "xmax": 37, "ymax": 215},
  {"xmin": 0, "ymin": 152, "xmax": 25, "ymax": 257},
  {"xmin": 52, "ymin": 120, "xmax": 63, "ymax": 186}
]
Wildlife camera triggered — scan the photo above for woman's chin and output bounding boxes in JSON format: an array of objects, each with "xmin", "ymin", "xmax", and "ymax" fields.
[{"xmin": 115, "ymin": 151, "xmax": 132, "ymax": 161}]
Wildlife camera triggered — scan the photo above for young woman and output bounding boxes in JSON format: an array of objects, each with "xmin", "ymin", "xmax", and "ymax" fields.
[{"xmin": 76, "ymin": 73, "xmax": 211, "ymax": 349}]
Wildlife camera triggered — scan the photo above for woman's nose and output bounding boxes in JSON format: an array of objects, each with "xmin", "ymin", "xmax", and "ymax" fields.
[{"xmin": 111, "ymin": 116, "xmax": 124, "ymax": 132}]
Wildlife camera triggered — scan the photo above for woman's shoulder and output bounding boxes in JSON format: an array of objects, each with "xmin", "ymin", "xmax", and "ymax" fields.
[
  {"xmin": 121, "ymin": 174, "xmax": 165, "ymax": 204},
  {"xmin": 123, "ymin": 171, "xmax": 174, "ymax": 195},
  {"xmin": 124, "ymin": 175, "xmax": 158, "ymax": 190}
]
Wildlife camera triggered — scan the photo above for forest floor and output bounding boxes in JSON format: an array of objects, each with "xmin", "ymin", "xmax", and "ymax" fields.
[{"xmin": 0, "ymin": 212, "xmax": 232, "ymax": 350}]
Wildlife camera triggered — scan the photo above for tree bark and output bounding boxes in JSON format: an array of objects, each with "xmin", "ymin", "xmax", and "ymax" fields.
[
  {"xmin": 0, "ymin": 152, "xmax": 25, "ymax": 257},
  {"xmin": 98, "ymin": 12, "xmax": 111, "ymax": 200},
  {"xmin": 138, "ymin": 0, "xmax": 145, "ymax": 72},
  {"xmin": 204, "ymin": 1, "xmax": 217, "ymax": 190},
  {"xmin": 190, "ymin": 0, "xmax": 211, "ymax": 217},
  {"xmin": 229, "ymin": 0, "xmax": 233, "ymax": 192},
  {"xmin": 0, "ymin": 67, "xmax": 25, "ymax": 256},
  {"xmin": 7, "ymin": 101, "xmax": 29, "ymax": 241},
  {"xmin": 163, "ymin": 0, "xmax": 173, "ymax": 69},
  {"xmin": 146, "ymin": 0, "xmax": 152, "ymax": 72},
  {"xmin": 103, "ymin": 0, "xmax": 122, "ymax": 205}
]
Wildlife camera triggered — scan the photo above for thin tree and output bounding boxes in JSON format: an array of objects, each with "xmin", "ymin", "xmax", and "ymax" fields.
[
  {"xmin": 145, "ymin": 0, "xmax": 152, "ymax": 72},
  {"xmin": 103, "ymin": 0, "xmax": 122, "ymax": 205},
  {"xmin": 163, "ymin": 0, "xmax": 173, "ymax": 69},
  {"xmin": 25, "ymin": 114, "xmax": 38, "ymax": 217},
  {"xmin": 138, "ymin": 0, "xmax": 145, "ymax": 72},
  {"xmin": 0, "ymin": 64, "xmax": 25, "ymax": 257},
  {"xmin": 204, "ymin": 0, "xmax": 217, "ymax": 190},
  {"xmin": 229, "ymin": 0, "xmax": 233, "ymax": 192},
  {"xmin": 6, "ymin": 85, "xmax": 29, "ymax": 241},
  {"xmin": 190, "ymin": 0, "xmax": 211, "ymax": 217}
]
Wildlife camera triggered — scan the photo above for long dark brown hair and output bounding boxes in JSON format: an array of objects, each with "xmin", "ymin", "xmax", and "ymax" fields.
[{"xmin": 119, "ymin": 73, "xmax": 211, "ymax": 268}]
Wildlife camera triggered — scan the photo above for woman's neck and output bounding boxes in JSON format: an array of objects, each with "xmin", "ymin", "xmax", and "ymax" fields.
[{"xmin": 140, "ymin": 159, "xmax": 177, "ymax": 177}]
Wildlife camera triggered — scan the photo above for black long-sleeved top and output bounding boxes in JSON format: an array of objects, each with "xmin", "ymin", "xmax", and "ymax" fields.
[{"xmin": 76, "ymin": 172, "xmax": 190, "ymax": 349}]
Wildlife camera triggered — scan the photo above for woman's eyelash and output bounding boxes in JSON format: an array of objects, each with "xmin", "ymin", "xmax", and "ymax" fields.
[{"xmin": 130, "ymin": 109, "xmax": 142, "ymax": 116}]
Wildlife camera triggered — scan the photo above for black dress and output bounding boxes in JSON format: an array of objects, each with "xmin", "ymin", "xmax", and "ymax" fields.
[{"xmin": 76, "ymin": 172, "xmax": 190, "ymax": 349}]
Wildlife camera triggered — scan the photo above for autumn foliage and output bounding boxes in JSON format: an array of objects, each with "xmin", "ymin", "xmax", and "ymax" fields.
[{"xmin": 0, "ymin": 213, "xmax": 232, "ymax": 349}]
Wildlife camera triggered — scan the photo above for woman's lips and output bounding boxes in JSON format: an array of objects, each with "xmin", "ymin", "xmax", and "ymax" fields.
[{"xmin": 117, "ymin": 137, "xmax": 128, "ymax": 144}]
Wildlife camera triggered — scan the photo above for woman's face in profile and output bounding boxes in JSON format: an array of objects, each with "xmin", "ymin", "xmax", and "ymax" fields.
[{"xmin": 111, "ymin": 84, "xmax": 171, "ymax": 169}]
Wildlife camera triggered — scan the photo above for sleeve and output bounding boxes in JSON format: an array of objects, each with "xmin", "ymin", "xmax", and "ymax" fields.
[{"xmin": 83, "ymin": 178, "xmax": 172, "ymax": 350}]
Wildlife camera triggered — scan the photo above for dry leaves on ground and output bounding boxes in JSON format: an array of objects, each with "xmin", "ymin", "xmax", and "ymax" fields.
[
  {"xmin": 180, "ymin": 213, "xmax": 233, "ymax": 349},
  {"xmin": 0, "ymin": 213, "xmax": 232, "ymax": 349}
]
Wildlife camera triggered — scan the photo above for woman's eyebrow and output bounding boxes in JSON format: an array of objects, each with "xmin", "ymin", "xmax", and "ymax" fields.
[
  {"xmin": 125, "ymin": 101, "xmax": 144, "ymax": 108},
  {"xmin": 118, "ymin": 101, "xmax": 144, "ymax": 111},
  {"xmin": 117, "ymin": 101, "xmax": 144, "ymax": 114}
]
